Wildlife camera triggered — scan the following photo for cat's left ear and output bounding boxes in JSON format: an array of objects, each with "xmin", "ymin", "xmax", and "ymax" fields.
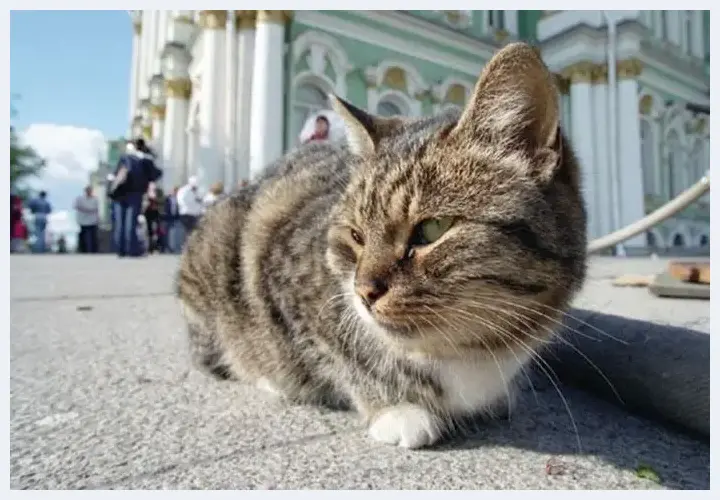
[
  {"xmin": 449, "ymin": 43, "xmax": 561, "ymax": 180},
  {"xmin": 330, "ymin": 95, "xmax": 405, "ymax": 157}
]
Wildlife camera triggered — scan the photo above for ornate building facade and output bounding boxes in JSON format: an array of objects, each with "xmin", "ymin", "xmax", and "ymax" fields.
[{"xmin": 127, "ymin": 10, "xmax": 710, "ymax": 253}]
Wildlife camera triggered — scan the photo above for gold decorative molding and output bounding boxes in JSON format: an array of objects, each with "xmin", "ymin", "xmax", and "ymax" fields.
[
  {"xmin": 198, "ymin": 10, "xmax": 228, "ymax": 30},
  {"xmin": 256, "ymin": 10, "xmax": 293, "ymax": 25},
  {"xmin": 164, "ymin": 78, "xmax": 192, "ymax": 99},
  {"xmin": 414, "ymin": 89, "xmax": 434, "ymax": 102},
  {"xmin": 133, "ymin": 20, "xmax": 142, "ymax": 35},
  {"xmin": 560, "ymin": 61, "xmax": 596, "ymax": 84},
  {"xmin": 382, "ymin": 67, "xmax": 407, "ymax": 91},
  {"xmin": 591, "ymin": 64, "xmax": 608, "ymax": 84},
  {"xmin": 235, "ymin": 10, "xmax": 257, "ymax": 30},
  {"xmin": 639, "ymin": 94, "xmax": 653, "ymax": 115},
  {"xmin": 150, "ymin": 105, "xmax": 166, "ymax": 120},
  {"xmin": 142, "ymin": 125, "xmax": 153, "ymax": 139},
  {"xmin": 617, "ymin": 58, "xmax": 643, "ymax": 79},
  {"xmin": 494, "ymin": 29, "xmax": 510, "ymax": 43},
  {"xmin": 445, "ymin": 84, "xmax": 466, "ymax": 106},
  {"xmin": 553, "ymin": 74, "xmax": 570, "ymax": 95},
  {"xmin": 175, "ymin": 14, "xmax": 195, "ymax": 25}
]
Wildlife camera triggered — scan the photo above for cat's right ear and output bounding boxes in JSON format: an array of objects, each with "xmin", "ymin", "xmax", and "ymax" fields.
[{"xmin": 329, "ymin": 95, "xmax": 404, "ymax": 157}]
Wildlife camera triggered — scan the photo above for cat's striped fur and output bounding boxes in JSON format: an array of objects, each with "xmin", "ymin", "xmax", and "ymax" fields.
[{"xmin": 176, "ymin": 43, "xmax": 587, "ymax": 448}]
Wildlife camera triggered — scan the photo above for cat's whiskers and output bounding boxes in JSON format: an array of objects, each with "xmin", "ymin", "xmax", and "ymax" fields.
[
  {"xmin": 317, "ymin": 292, "xmax": 354, "ymax": 322},
  {"xmin": 425, "ymin": 306, "xmax": 515, "ymax": 422},
  {"xmin": 447, "ymin": 293, "xmax": 623, "ymax": 405},
  {"xmin": 420, "ymin": 306, "xmax": 465, "ymax": 359},
  {"xmin": 434, "ymin": 303, "xmax": 541, "ymax": 408},
  {"xmin": 448, "ymin": 287, "xmax": 622, "ymax": 346},
  {"xmin": 440, "ymin": 303, "xmax": 582, "ymax": 452}
]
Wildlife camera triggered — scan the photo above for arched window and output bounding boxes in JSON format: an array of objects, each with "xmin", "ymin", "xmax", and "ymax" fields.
[
  {"xmin": 377, "ymin": 99, "xmax": 404, "ymax": 117},
  {"xmin": 699, "ymin": 234, "xmax": 709, "ymax": 247},
  {"xmin": 666, "ymin": 130, "xmax": 685, "ymax": 198},
  {"xmin": 292, "ymin": 83, "xmax": 328, "ymax": 145},
  {"xmin": 673, "ymin": 233, "xmax": 685, "ymax": 248},
  {"xmin": 640, "ymin": 119, "xmax": 657, "ymax": 196}
]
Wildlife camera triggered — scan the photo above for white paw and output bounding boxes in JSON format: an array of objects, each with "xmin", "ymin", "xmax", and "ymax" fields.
[
  {"xmin": 368, "ymin": 404, "xmax": 440, "ymax": 449},
  {"xmin": 256, "ymin": 377, "xmax": 284, "ymax": 400}
]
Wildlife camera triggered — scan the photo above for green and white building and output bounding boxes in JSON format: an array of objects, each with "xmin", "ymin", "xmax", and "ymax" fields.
[{"xmin": 127, "ymin": 10, "xmax": 710, "ymax": 253}]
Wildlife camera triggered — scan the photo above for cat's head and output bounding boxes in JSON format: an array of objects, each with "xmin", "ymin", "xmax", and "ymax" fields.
[{"xmin": 326, "ymin": 43, "xmax": 587, "ymax": 359}]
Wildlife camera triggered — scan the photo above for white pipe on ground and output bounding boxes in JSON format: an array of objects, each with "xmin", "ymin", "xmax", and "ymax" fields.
[{"xmin": 587, "ymin": 171, "xmax": 710, "ymax": 254}]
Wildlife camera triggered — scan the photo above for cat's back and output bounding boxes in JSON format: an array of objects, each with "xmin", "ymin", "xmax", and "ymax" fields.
[{"xmin": 176, "ymin": 140, "xmax": 351, "ymax": 310}]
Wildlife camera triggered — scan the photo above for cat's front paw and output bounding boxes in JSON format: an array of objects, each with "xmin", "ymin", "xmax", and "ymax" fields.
[{"xmin": 368, "ymin": 404, "xmax": 440, "ymax": 449}]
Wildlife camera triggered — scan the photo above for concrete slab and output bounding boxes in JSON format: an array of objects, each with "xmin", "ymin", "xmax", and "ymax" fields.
[{"xmin": 10, "ymin": 255, "xmax": 710, "ymax": 490}]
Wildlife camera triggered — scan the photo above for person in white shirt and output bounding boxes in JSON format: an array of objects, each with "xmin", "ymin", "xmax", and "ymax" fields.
[
  {"xmin": 202, "ymin": 181, "xmax": 225, "ymax": 210},
  {"xmin": 74, "ymin": 185, "xmax": 100, "ymax": 253},
  {"xmin": 176, "ymin": 176, "xmax": 204, "ymax": 240}
]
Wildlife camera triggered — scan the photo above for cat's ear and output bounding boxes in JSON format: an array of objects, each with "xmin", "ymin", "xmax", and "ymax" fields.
[
  {"xmin": 450, "ymin": 43, "xmax": 561, "ymax": 178},
  {"xmin": 329, "ymin": 95, "xmax": 404, "ymax": 157}
]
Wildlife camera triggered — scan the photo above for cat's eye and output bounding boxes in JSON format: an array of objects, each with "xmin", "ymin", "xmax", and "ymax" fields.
[
  {"xmin": 350, "ymin": 229, "xmax": 364, "ymax": 246},
  {"xmin": 408, "ymin": 217, "xmax": 454, "ymax": 248}
]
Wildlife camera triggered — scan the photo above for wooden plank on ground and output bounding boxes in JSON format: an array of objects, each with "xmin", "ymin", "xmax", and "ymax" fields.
[
  {"xmin": 648, "ymin": 271, "xmax": 710, "ymax": 300},
  {"xmin": 667, "ymin": 261, "xmax": 710, "ymax": 284}
]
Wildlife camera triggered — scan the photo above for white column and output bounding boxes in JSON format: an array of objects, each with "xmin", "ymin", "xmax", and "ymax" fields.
[
  {"xmin": 590, "ymin": 70, "xmax": 612, "ymax": 240},
  {"xmin": 197, "ymin": 10, "xmax": 228, "ymax": 187},
  {"xmin": 249, "ymin": 10, "xmax": 290, "ymax": 178},
  {"xmin": 234, "ymin": 11, "xmax": 256, "ymax": 184},
  {"xmin": 138, "ymin": 11, "xmax": 152, "ymax": 101},
  {"xmin": 224, "ymin": 11, "xmax": 238, "ymax": 190},
  {"xmin": 616, "ymin": 61, "xmax": 646, "ymax": 249},
  {"xmin": 161, "ymin": 41, "xmax": 192, "ymax": 190},
  {"xmin": 667, "ymin": 11, "xmax": 682, "ymax": 47},
  {"xmin": 504, "ymin": 11, "xmax": 518, "ymax": 36},
  {"xmin": 691, "ymin": 11, "xmax": 705, "ymax": 59},
  {"xmin": 139, "ymin": 99, "xmax": 152, "ymax": 142},
  {"xmin": 162, "ymin": 79, "xmax": 191, "ymax": 191},
  {"xmin": 564, "ymin": 63, "xmax": 598, "ymax": 243},
  {"xmin": 146, "ymin": 11, "xmax": 159, "ymax": 78},
  {"xmin": 151, "ymin": 105, "xmax": 165, "ymax": 158},
  {"xmin": 153, "ymin": 11, "xmax": 169, "ymax": 75},
  {"xmin": 129, "ymin": 14, "xmax": 142, "ymax": 124}
]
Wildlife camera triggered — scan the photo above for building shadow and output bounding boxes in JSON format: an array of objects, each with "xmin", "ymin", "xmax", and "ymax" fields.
[{"xmin": 430, "ymin": 310, "xmax": 710, "ymax": 489}]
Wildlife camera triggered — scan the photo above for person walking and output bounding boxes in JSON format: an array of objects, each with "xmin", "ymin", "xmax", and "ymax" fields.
[
  {"xmin": 163, "ymin": 186, "xmax": 182, "ymax": 253},
  {"xmin": 202, "ymin": 181, "xmax": 225, "ymax": 210},
  {"xmin": 144, "ymin": 188, "xmax": 161, "ymax": 254},
  {"xmin": 110, "ymin": 138, "xmax": 162, "ymax": 258},
  {"xmin": 27, "ymin": 191, "xmax": 52, "ymax": 253},
  {"xmin": 176, "ymin": 176, "xmax": 203, "ymax": 241},
  {"xmin": 10, "ymin": 194, "xmax": 29, "ymax": 253},
  {"xmin": 74, "ymin": 185, "xmax": 100, "ymax": 254}
]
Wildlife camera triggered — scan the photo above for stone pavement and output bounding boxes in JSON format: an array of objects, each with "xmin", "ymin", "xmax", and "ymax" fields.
[{"xmin": 10, "ymin": 255, "xmax": 709, "ymax": 490}]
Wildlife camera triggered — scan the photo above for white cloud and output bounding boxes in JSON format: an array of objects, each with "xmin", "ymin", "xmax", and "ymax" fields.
[
  {"xmin": 19, "ymin": 124, "xmax": 109, "ymax": 216},
  {"xmin": 21, "ymin": 124, "xmax": 108, "ymax": 183},
  {"xmin": 48, "ymin": 210, "xmax": 77, "ymax": 235}
]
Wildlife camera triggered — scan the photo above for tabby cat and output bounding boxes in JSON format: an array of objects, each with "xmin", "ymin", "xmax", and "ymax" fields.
[{"xmin": 176, "ymin": 43, "xmax": 587, "ymax": 449}]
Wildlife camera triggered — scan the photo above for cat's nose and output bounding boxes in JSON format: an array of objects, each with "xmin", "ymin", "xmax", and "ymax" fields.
[{"xmin": 355, "ymin": 278, "xmax": 389, "ymax": 308}]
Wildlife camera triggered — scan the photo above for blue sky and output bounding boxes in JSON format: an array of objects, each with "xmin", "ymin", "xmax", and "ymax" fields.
[
  {"xmin": 11, "ymin": 10, "xmax": 133, "ymax": 238},
  {"xmin": 11, "ymin": 10, "xmax": 131, "ymax": 138}
]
